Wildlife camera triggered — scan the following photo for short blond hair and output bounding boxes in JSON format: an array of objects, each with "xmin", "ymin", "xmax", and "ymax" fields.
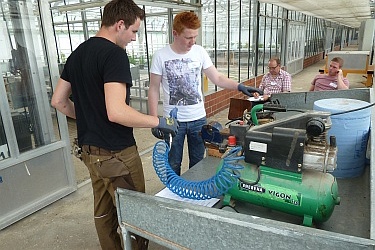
[{"xmin": 331, "ymin": 57, "xmax": 344, "ymax": 68}]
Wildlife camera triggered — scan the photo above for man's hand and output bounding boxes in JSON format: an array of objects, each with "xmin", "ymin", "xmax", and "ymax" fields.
[
  {"xmin": 151, "ymin": 117, "xmax": 179, "ymax": 139},
  {"xmin": 151, "ymin": 128, "xmax": 164, "ymax": 139},
  {"xmin": 253, "ymin": 92, "xmax": 269, "ymax": 100},
  {"xmin": 238, "ymin": 83, "xmax": 263, "ymax": 97},
  {"xmin": 337, "ymin": 69, "xmax": 343, "ymax": 78}
]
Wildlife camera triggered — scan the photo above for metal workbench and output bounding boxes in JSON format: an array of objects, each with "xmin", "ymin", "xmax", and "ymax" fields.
[{"xmin": 116, "ymin": 88, "xmax": 375, "ymax": 249}]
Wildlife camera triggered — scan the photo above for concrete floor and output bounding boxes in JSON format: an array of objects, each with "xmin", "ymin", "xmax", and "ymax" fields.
[{"xmin": 0, "ymin": 57, "xmax": 370, "ymax": 249}]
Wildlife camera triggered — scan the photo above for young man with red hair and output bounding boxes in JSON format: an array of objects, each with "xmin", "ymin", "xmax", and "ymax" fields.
[{"xmin": 148, "ymin": 11, "xmax": 261, "ymax": 176}]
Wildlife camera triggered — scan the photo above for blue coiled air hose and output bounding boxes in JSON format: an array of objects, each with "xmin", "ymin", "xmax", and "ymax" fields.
[{"xmin": 152, "ymin": 141, "xmax": 244, "ymax": 200}]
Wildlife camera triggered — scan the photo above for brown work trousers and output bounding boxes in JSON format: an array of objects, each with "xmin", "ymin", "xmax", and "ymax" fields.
[{"xmin": 81, "ymin": 145, "xmax": 149, "ymax": 250}]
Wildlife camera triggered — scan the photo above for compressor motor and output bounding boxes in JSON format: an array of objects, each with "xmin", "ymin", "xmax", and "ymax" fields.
[{"xmin": 221, "ymin": 110, "xmax": 341, "ymax": 227}]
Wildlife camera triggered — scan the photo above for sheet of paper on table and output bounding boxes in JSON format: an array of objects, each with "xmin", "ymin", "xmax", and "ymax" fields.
[
  {"xmin": 155, "ymin": 187, "xmax": 220, "ymax": 207},
  {"xmin": 248, "ymin": 96, "xmax": 264, "ymax": 102}
]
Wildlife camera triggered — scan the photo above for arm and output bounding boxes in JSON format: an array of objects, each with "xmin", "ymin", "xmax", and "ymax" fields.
[
  {"xmin": 336, "ymin": 69, "xmax": 349, "ymax": 90},
  {"xmin": 253, "ymin": 77, "xmax": 265, "ymax": 99},
  {"xmin": 203, "ymin": 65, "xmax": 239, "ymax": 90},
  {"xmin": 252, "ymin": 75, "xmax": 271, "ymax": 99},
  {"xmin": 148, "ymin": 73, "xmax": 161, "ymax": 116},
  {"xmin": 51, "ymin": 78, "xmax": 76, "ymax": 119},
  {"xmin": 203, "ymin": 65, "xmax": 262, "ymax": 97},
  {"xmin": 104, "ymin": 82, "xmax": 159, "ymax": 128},
  {"xmin": 309, "ymin": 76, "xmax": 316, "ymax": 91},
  {"xmin": 282, "ymin": 72, "xmax": 292, "ymax": 92}
]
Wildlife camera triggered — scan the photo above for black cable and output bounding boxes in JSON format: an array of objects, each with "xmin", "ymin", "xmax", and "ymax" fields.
[
  {"xmin": 219, "ymin": 204, "xmax": 240, "ymax": 213},
  {"xmin": 329, "ymin": 102, "xmax": 375, "ymax": 116},
  {"xmin": 279, "ymin": 102, "xmax": 375, "ymax": 116},
  {"xmin": 286, "ymin": 109, "xmax": 306, "ymax": 113},
  {"xmin": 238, "ymin": 166, "xmax": 261, "ymax": 186},
  {"xmin": 228, "ymin": 101, "xmax": 374, "ymax": 128},
  {"xmin": 242, "ymin": 101, "xmax": 374, "ymax": 120},
  {"xmin": 225, "ymin": 118, "xmax": 242, "ymax": 126},
  {"xmin": 225, "ymin": 116, "xmax": 253, "ymax": 126}
]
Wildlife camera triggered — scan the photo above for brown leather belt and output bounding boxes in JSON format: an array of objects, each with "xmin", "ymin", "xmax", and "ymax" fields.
[{"xmin": 82, "ymin": 145, "xmax": 121, "ymax": 156}]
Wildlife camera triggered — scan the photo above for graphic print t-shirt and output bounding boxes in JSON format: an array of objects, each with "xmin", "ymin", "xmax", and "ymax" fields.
[{"xmin": 151, "ymin": 45, "xmax": 213, "ymax": 122}]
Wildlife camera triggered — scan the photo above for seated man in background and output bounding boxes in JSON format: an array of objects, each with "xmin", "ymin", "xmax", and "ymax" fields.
[
  {"xmin": 310, "ymin": 57, "xmax": 349, "ymax": 91},
  {"xmin": 253, "ymin": 57, "xmax": 292, "ymax": 101}
]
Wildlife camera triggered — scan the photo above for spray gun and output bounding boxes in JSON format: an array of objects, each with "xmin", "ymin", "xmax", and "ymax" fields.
[
  {"xmin": 151, "ymin": 107, "xmax": 178, "ymax": 146},
  {"xmin": 168, "ymin": 107, "xmax": 178, "ymax": 148}
]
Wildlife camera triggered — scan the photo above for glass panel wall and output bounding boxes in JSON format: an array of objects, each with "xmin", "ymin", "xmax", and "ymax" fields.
[
  {"xmin": 258, "ymin": 3, "xmax": 285, "ymax": 74},
  {"xmin": 304, "ymin": 16, "xmax": 325, "ymax": 58},
  {"xmin": 0, "ymin": 0, "xmax": 59, "ymax": 160},
  {"xmin": 238, "ymin": 0, "xmax": 256, "ymax": 80},
  {"xmin": 215, "ymin": 1, "xmax": 230, "ymax": 78},
  {"xmin": 287, "ymin": 22, "xmax": 306, "ymax": 62},
  {"xmin": 0, "ymin": 115, "xmax": 9, "ymax": 160},
  {"xmin": 48, "ymin": 0, "xmax": 355, "ymax": 103},
  {"xmin": 50, "ymin": 3, "xmax": 102, "ymax": 65},
  {"xmin": 201, "ymin": 0, "xmax": 257, "ymax": 92}
]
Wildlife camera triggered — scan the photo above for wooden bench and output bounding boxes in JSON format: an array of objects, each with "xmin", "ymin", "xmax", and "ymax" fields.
[{"xmin": 319, "ymin": 51, "xmax": 374, "ymax": 87}]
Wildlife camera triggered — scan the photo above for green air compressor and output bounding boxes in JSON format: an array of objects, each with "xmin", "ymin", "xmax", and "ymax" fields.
[{"xmin": 219, "ymin": 109, "xmax": 341, "ymax": 227}]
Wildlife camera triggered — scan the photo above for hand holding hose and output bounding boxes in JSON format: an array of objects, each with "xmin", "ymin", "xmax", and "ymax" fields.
[
  {"xmin": 238, "ymin": 83, "xmax": 263, "ymax": 97},
  {"xmin": 152, "ymin": 116, "xmax": 179, "ymax": 139}
]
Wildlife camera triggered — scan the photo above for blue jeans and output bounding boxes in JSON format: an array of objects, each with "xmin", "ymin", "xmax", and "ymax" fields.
[{"xmin": 166, "ymin": 117, "xmax": 207, "ymax": 176}]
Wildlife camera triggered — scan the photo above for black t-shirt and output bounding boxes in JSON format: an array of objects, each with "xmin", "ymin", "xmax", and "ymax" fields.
[{"xmin": 61, "ymin": 37, "xmax": 136, "ymax": 150}]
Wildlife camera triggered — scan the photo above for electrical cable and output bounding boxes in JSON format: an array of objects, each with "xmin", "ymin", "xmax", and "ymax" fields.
[
  {"xmin": 248, "ymin": 102, "xmax": 375, "ymax": 119},
  {"xmin": 225, "ymin": 118, "xmax": 242, "ymax": 126},
  {"xmin": 329, "ymin": 102, "xmax": 375, "ymax": 116},
  {"xmin": 238, "ymin": 166, "xmax": 261, "ymax": 186},
  {"xmin": 285, "ymin": 109, "xmax": 307, "ymax": 113},
  {"xmin": 219, "ymin": 204, "xmax": 240, "ymax": 213},
  {"xmin": 152, "ymin": 141, "xmax": 244, "ymax": 200}
]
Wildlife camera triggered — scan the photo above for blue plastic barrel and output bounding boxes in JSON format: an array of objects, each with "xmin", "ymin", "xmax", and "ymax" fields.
[{"xmin": 314, "ymin": 98, "xmax": 371, "ymax": 178}]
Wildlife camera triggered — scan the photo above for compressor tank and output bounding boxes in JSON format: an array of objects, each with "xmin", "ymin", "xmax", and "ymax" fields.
[{"xmin": 220, "ymin": 161, "xmax": 340, "ymax": 226}]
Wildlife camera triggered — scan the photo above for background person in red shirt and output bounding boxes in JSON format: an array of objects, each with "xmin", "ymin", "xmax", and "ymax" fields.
[{"xmin": 310, "ymin": 57, "xmax": 350, "ymax": 91}]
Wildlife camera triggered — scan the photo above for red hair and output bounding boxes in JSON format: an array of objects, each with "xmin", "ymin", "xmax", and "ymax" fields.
[{"xmin": 173, "ymin": 11, "xmax": 201, "ymax": 34}]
